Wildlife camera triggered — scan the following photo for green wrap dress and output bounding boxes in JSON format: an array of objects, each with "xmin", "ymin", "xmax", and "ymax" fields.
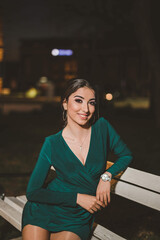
[{"xmin": 22, "ymin": 117, "xmax": 133, "ymax": 240}]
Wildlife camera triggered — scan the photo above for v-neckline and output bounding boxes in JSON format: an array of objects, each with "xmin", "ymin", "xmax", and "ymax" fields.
[{"xmin": 61, "ymin": 125, "xmax": 93, "ymax": 167}]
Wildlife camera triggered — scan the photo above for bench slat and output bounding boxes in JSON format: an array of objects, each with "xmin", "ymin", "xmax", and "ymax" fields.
[
  {"xmin": 0, "ymin": 199, "xmax": 21, "ymax": 231},
  {"xmin": 113, "ymin": 181, "xmax": 160, "ymax": 211},
  {"xmin": 16, "ymin": 195, "xmax": 27, "ymax": 204},
  {"xmin": 92, "ymin": 224, "xmax": 126, "ymax": 240},
  {"xmin": 117, "ymin": 167, "xmax": 160, "ymax": 193},
  {"xmin": 4, "ymin": 197, "xmax": 25, "ymax": 213}
]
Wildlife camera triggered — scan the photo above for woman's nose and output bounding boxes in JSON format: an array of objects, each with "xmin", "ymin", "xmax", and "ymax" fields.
[{"xmin": 82, "ymin": 103, "xmax": 89, "ymax": 112}]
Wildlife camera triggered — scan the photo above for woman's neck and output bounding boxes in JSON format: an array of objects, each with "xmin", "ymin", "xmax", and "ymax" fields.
[{"xmin": 64, "ymin": 119, "xmax": 91, "ymax": 140}]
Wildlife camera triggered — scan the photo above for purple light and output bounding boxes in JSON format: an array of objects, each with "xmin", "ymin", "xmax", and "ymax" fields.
[{"xmin": 51, "ymin": 49, "xmax": 73, "ymax": 56}]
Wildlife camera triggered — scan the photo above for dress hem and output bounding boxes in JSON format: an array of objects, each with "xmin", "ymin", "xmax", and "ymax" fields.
[{"xmin": 22, "ymin": 222, "xmax": 91, "ymax": 240}]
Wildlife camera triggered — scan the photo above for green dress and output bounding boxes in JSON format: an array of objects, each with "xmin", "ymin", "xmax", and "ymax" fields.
[{"xmin": 22, "ymin": 117, "xmax": 133, "ymax": 240}]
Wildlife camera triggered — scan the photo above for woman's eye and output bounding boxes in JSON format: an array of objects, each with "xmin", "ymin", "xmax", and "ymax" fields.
[
  {"xmin": 75, "ymin": 99, "xmax": 82, "ymax": 103},
  {"xmin": 89, "ymin": 101, "xmax": 96, "ymax": 106}
]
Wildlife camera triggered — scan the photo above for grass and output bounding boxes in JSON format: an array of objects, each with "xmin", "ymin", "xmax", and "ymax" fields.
[{"xmin": 0, "ymin": 104, "xmax": 160, "ymax": 239}]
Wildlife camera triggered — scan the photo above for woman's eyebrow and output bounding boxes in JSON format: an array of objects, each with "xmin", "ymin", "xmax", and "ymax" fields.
[{"xmin": 74, "ymin": 95, "xmax": 96, "ymax": 101}]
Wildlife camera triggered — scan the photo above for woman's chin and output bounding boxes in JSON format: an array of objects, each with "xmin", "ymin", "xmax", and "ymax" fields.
[{"xmin": 77, "ymin": 116, "xmax": 92, "ymax": 126}]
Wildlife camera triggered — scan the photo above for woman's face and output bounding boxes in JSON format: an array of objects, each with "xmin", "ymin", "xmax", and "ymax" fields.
[{"xmin": 63, "ymin": 87, "xmax": 96, "ymax": 126}]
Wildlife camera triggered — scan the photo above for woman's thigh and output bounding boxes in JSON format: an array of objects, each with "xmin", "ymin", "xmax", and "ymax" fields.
[
  {"xmin": 50, "ymin": 231, "xmax": 81, "ymax": 240},
  {"xmin": 22, "ymin": 224, "xmax": 50, "ymax": 240}
]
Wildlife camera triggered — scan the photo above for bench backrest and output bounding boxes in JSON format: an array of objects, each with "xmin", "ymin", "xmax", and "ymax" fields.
[{"xmin": 109, "ymin": 162, "xmax": 160, "ymax": 211}]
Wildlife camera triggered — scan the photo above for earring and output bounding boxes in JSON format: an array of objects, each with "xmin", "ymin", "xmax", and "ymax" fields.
[{"xmin": 63, "ymin": 110, "xmax": 67, "ymax": 121}]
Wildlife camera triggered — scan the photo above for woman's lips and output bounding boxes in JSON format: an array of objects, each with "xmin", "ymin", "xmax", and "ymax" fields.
[{"xmin": 78, "ymin": 113, "xmax": 89, "ymax": 119}]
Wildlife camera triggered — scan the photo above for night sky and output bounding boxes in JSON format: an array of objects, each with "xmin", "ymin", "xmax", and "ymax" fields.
[
  {"xmin": 1, "ymin": 0, "xmax": 160, "ymax": 61},
  {"xmin": 1, "ymin": 0, "xmax": 106, "ymax": 61}
]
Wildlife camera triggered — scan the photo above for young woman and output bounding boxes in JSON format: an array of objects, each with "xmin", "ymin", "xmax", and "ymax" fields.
[{"xmin": 22, "ymin": 79, "xmax": 133, "ymax": 240}]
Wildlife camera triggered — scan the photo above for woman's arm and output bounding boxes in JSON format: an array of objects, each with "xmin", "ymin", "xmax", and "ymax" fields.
[
  {"xmin": 96, "ymin": 118, "xmax": 133, "ymax": 205},
  {"xmin": 104, "ymin": 118, "xmax": 133, "ymax": 177},
  {"xmin": 26, "ymin": 137, "xmax": 77, "ymax": 207}
]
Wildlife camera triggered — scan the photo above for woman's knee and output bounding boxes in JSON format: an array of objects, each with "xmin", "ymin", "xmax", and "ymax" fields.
[{"xmin": 22, "ymin": 224, "xmax": 50, "ymax": 240}]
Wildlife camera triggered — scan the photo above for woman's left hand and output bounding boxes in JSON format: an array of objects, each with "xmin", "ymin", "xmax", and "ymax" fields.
[{"xmin": 96, "ymin": 179, "xmax": 111, "ymax": 207}]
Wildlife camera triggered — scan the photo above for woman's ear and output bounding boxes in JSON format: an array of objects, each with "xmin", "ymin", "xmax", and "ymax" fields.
[{"xmin": 63, "ymin": 99, "xmax": 67, "ymax": 111}]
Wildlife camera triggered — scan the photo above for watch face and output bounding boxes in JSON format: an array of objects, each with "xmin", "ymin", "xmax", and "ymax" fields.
[
  {"xmin": 101, "ymin": 173, "xmax": 111, "ymax": 181},
  {"xmin": 102, "ymin": 175, "xmax": 106, "ymax": 180}
]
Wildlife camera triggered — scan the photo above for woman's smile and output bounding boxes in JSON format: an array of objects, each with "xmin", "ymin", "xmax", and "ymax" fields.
[{"xmin": 78, "ymin": 113, "xmax": 89, "ymax": 120}]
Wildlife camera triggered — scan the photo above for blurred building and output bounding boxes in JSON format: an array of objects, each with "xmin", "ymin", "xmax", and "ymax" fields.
[
  {"xmin": 1, "ymin": 34, "xmax": 151, "ymax": 98},
  {"xmin": 19, "ymin": 36, "xmax": 151, "ymax": 97},
  {"xmin": 19, "ymin": 38, "xmax": 92, "ymax": 94}
]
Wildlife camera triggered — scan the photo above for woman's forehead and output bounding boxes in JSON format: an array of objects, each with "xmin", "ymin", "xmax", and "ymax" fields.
[{"xmin": 72, "ymin": 87, "xmax": 95, "ymax": 97}]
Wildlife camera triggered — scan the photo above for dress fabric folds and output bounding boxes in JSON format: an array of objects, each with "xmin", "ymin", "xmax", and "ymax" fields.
[{"xmin": 22, "ymin": 117, "xmax": 133, "ymax": 240}]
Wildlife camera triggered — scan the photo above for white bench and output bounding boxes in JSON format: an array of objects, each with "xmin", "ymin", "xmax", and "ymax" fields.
[{"xmin": 0, "ymin": 162, "xmax": 160, "ymax": 240}]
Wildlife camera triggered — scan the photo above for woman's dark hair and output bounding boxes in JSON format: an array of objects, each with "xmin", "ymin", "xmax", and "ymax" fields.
[{"xmin": 61, "ymin": 78, "xmax": 99, "ymax": 127}]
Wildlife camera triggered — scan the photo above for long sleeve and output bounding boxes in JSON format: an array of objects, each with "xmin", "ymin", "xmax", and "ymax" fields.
[
  {"xmin": 102, "ymin": 118, "xmax": 133, "ymax": 178},
  {"xmin": 26, "ymin": 137, "xmax": 77, "ymax": 207}
]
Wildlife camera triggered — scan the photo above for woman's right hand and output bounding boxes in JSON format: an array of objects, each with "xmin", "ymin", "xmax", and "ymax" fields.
[{"xmin": 76, "ymin": 193, "xmax": 105, "ymax": 214}]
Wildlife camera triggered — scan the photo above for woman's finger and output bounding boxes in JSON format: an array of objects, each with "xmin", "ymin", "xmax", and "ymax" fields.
[
  {"xmin": 103, "ymin": 193, "xmax": 107, "ymax": 206},
  {"xmin": 97, "ymin": 200, "xmax": 105, "ymax": 208},
  {"xmin": 107, "ymin": 192, "xmax": 111, "ymax": 203},
  {"xmin": 96, "ymin": 192, "xmax": 100, "ymax": 201},
  {"xmin": 100, "ymin": 194, "xmax": 104, "ymax": 203},
  {"xmin": 89, "ymin": 208, "xmax": 94, "ymax": 214},
  {"xmin": 91, "ymin": 206, "xmax": 98, "ymax": 212},
  {"xmin": 95, "ymin": 204, "xmax": 101, "ymax": 210}
]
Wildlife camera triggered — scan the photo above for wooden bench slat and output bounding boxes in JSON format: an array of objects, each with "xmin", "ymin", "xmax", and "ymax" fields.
[
  {"xmin": 118, "ymin": 167, "xmax": 160, "ymax": 193},
  {"xmin": 0, "ymin": 199, "xmax": 21, "ymax": 231},
  {"xmin": 16, "ymin": 195, "xmax": 27, "ymax": 204},
  {"xmin": 92, "ymin": 224, "xmax": 126, "ymax": 240},
  {"xmin": 113, "ymin": 181, "xmax": 160, "ymax": 211},
  {"xmin": 4, "ymin": 197, "xmax": 25, "ymax": 213}
]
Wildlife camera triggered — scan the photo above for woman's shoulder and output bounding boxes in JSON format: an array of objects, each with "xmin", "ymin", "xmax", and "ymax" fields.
[
  {"xmin": 94, "ymin": 116, "xmax": 109, "ymax": 127},
  {"xmin": 94, "ymin": 117, "xmax": 115, "ymax": 133},
  {"xmin": 44, "ymin": 130, "xmax": 62, "ymax": 144}
]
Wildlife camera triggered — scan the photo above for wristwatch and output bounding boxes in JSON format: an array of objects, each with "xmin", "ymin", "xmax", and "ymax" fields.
[{"xmin": 100, "ymin": 173, "xmax": 111, "ymax": 182}]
